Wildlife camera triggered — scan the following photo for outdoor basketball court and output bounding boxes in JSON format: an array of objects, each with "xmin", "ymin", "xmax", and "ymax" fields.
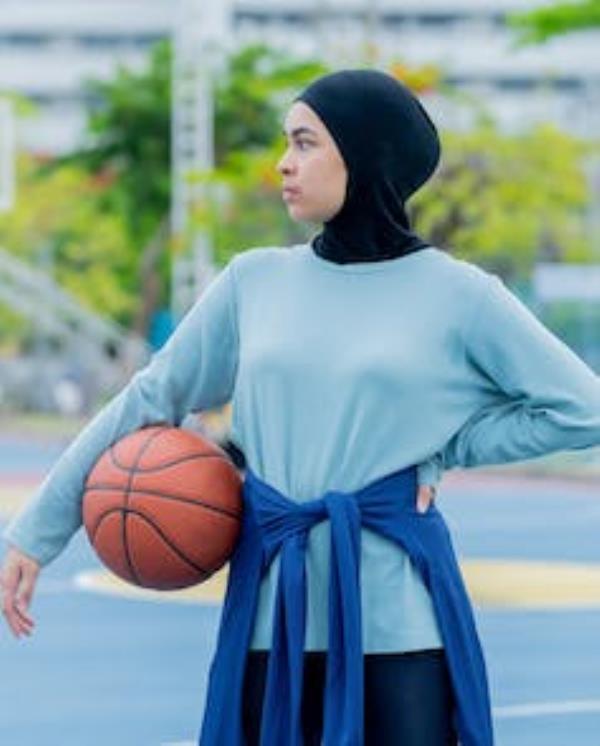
[{"xmin": 1, "ymin": 436, "xmax": 599, "ymax": 745}]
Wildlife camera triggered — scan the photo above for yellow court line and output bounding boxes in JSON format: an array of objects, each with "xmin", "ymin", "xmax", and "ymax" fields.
[
  {"xmin": 0, "ymin": 485, "xmax": 35, "ymax": 521},
  {"xmin": 75, "ymin": 565, "xmax": 230, "ymax": 605},
  {"xmin": 75, "ymin": 559, "xmax": 600, "ymax": 609},
  {"xmin": 462, "ymin": 558, "xmax": 600, "ymax": 609}
]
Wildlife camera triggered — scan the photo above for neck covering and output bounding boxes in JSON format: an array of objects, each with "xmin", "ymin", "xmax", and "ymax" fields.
[
  {"xmin": 295, "ymin": 69, "xmax": 441, "ymax": 264},
  {"xmin": 199, "ymin": 465, "xmax": 494, "ymax": 746}
]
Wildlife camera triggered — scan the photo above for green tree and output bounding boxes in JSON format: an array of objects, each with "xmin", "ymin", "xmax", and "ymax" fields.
[
  {"xmin": 213, "ymin": 44, "xmax": 326, "ymax": 163},
  {"xmin": 0, "ymin": 155, "xmax": 137, "ymax": 344},
  {"xmin": 194, "ymin": 45, "xmax": 327, "ymax": 265},
  {"xmin": 196, "ymin": 141, "xmax": 311, "ymax": 267},
  {"xmin": 47, "ymin": 40, "xmax": 172, "ymax": 338},
  {"xmin": 46, "ymin": 41, "xmax": 325, "ymax": 333},
  {"xmin": 508, "ymin": 0, "xmax": 600, "ymax": 44},
  {"xmin": 1, "ymin": 41, "xmax": 326, "ymax": 343},
  {"xmin": 410, "ymin": 121, "xmax": 595, "ymax": 280}
]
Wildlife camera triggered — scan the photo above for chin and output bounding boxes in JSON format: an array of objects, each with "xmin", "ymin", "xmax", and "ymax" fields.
[
  {"xmin": 287, "ymin": 204, "xmax": 327, "ymax": 224},
  {"xmin": 287, "ymin": 205, "xmax": 312, "ymax": 223}
]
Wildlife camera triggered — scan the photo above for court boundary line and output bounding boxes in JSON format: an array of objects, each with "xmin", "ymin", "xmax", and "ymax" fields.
[
  {"xmin": 159, "ymin": 699, "xmax": 600, "ymax": 744},
  {"xmin": 493, "ymin": 699, "xmax": 600, "ymax": 719}
]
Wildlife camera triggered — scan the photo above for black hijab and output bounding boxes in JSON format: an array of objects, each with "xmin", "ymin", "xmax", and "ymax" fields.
[{"xmin": 295, "ymin": 69, "xmax": 441, "ymax": 264}]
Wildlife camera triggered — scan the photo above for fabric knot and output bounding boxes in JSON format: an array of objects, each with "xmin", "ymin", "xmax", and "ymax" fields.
[
  {"xmin": 199, "ymin": 465, "xmax": 494, "ymax": 746},
  {"xmin": 245, "ymin": 473, "xmax": 328, "ymax": 567}
]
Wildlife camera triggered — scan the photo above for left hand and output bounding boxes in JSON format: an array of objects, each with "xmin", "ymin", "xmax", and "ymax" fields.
[{"xmin": 416, "ymin": 485, "xmax": 436, "ymax": 514}]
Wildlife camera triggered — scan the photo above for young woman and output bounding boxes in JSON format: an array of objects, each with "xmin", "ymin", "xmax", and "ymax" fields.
[{"xmin": 2, "ymin": 69, "xmax": 600, "ymax": 746}]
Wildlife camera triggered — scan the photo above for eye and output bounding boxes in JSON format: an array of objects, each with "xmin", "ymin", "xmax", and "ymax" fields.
[{"xmin": 295, "ymin": 139, "xmax": 312, "ymax": 151}]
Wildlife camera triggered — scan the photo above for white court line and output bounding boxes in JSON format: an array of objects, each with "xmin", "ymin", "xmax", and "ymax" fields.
[
  {"xmin": 493, "ymin": 699, "xmax": 600, "ymax": 719},
  {"xmin": 159, "ymin": 701, "xmax": 600, "ymax": 744}
]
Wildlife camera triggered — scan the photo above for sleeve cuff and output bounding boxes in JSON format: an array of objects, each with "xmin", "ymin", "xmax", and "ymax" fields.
[
  {"xmin": 2, "ymin": 526, "xmax": 56, "ymax": 567},
  {"xmin": 416, "ymin": 455, "xmax": 444, "ymax": 488}
]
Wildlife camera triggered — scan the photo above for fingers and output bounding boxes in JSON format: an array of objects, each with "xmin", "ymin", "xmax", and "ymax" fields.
[
  {"xmin": 416, "ymin": 485, "xmax": 435, "ymax": 514},
  {"xmin": 3, "ymin": 575, "xmax": 36, "ymax": 638},
  {"xmin": 1, "ymin": 551, "xmax": 38, "ymax": 639}
]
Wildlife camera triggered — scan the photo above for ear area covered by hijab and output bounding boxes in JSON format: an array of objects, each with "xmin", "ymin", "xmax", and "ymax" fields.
[{"xmin": 295, "ymin": 69, "xmax": 441, "ymax": 264}]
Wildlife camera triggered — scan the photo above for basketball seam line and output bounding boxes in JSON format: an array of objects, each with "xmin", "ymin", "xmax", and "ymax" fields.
[
  {"xmin": 108, "ymin": 445, "xmax": 233, "ymax": 474},
  {"xmin": 84, "ymin": 484, "xmax": 242, "ymax": 520},
  {"xmin": 121, "ymin": 427, "xmax": 167, "ymax": 585},
  {"xmin": 92, "ymin": 507, "xmax": 215, "ymax": 579},
  {"xmin": 89, "ymin": 426, "xmax": 238, "ymax": 586}
]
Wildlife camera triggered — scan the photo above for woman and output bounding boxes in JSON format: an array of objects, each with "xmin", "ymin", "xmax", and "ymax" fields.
[{"xmin": 2, "ymin": 69, "xmax": 600, "ymax": 746}]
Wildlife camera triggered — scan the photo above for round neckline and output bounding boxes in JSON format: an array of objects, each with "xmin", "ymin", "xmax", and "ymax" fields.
[{"xmin": 299, "ymin": 243, "xmax": 437, "ymax": 274}]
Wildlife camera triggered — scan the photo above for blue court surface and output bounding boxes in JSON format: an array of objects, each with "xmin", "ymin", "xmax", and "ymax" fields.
[{"xmin": 1, "ymin": 440, "xmax": 599, "ymax": 745}]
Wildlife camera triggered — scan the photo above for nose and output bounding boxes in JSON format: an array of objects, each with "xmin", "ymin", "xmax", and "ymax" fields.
[{"xmin": 276, "ymin": 146, "xmax": 295, "ymax": 176}]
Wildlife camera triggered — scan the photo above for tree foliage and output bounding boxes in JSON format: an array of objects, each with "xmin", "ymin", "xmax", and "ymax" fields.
[
  {"xmin": 410, "ymin": 122, "xmax": 594, "ymax": 280},
  {"xmin": 213, "ymin": 44, "xmax": 326, "ymax": 163},
  {"xmin": 0, "ymin": 155, "xmax": 137, "ymax": 344},
  {"xmin": 508, "ymin": 0, "xmax": 600, "ymax": 44},
  {"xmin": 0, "ymin": 41, "xmax": 595, "ymax": 349},
  {"xmin": 65, "ymin": 40, "xmax": 172, "ymax": 243}
]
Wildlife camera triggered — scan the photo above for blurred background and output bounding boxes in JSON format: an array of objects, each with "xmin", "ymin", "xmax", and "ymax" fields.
[{"xmin": 0, "ymin": 0, "xmax": 598, "ymax": 432}]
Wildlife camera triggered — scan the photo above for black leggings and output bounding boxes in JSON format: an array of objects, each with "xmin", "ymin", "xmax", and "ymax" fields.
[{"xmin": 242, "ymin": 648, "xmax": 457, "ymax": 745}]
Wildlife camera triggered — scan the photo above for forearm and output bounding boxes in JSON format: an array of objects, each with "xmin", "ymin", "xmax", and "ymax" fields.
[
  {"xmin": 433, "ymin": 392, "xmax": 600, "ymax": 473},
  {"xmin": 437, "ymin": 272, "xmax": 600, "ymax": 471}
]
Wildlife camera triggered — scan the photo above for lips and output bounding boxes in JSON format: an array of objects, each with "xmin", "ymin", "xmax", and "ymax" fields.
[{"xmin": 282, "ymin": 187, "xmax": 301, "ymax": 199}]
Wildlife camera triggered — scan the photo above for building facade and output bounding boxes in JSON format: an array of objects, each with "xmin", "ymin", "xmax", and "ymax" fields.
[{"xmin": 0, "ymin": 0, "xmax": 599, "ymax": 154}]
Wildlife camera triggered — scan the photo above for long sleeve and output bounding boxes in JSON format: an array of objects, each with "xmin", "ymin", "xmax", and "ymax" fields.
[
  {"xmin": 434, "ymin": 273, "xmax": 600, "ymax": 473},
  {"xmin": 2, "ymin": 259, "xmax": 239, "ymax": 566}
]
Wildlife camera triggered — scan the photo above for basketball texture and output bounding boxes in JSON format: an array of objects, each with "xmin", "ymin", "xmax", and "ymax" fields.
[{"xmin": 82, "ymin": 425, "xmax": 243, "ymax": 590}]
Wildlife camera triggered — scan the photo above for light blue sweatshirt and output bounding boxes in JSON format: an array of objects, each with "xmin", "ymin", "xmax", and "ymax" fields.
[{"xmin": 4, "ymin": 244, "xmax": 600, "ymax": 652}]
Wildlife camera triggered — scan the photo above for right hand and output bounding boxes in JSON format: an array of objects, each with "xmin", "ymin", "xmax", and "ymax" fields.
[
  {"xmin": 0, "ymin": 546, "xmax": 40, "ymax": 638},
  {"xmin": 416, "ymin": 484, "xmax": 436, "ymax": 514}
]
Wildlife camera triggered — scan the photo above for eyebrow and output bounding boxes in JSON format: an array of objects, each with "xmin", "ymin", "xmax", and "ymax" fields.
[{"xmin": 282, "ymin": 126, "xmax": 318, "ymax": 139}]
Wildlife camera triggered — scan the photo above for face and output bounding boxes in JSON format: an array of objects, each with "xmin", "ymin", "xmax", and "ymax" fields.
[{"xmin": 277, "ymin": 101, "xmax": 348, "ymax": 224}]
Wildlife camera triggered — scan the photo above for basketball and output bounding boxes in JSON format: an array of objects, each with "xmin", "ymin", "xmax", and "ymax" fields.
[{"xmin": 81, "ymin": 425, "xmax": 243, "ymax": 590}]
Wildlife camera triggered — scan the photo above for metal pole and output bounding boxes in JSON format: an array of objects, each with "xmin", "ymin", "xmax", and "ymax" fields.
[
  {"xmin": 364, "ymin": 0, "xmax": 380, "ymax": 62},
  {"xmin": 170, "ymin": 0, "xmax": 231, "ymax": 321},
  {"xmin": 313, "ymin": 0, "xmax": 330, "ymax": 56},
  {"xmin": 0, "ymin": 98, "xmax": 15, "ymax": 213}
]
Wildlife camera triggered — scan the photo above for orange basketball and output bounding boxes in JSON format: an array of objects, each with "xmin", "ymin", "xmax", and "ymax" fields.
[{"xmin": 82, "ymin": 425, "xmax": 243, "ymax": 590}]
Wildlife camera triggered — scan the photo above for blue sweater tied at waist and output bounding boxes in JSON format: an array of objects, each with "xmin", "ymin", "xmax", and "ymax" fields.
[{"xmin": 199, "ymin": 465, "xmax": 494, "ymax": 746}]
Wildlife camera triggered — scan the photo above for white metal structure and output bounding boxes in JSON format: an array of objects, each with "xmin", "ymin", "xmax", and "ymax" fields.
[
  {"xmin": 170, "ymin": 0, "xmax": 231, "ymax": 320},
  {"xmin": 0, "ymin": 99, "xmax": 15, "ymax": 212},
  {"xmin": 0, "ymin": 246, "xmax": 150, "ymax": 408}
]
